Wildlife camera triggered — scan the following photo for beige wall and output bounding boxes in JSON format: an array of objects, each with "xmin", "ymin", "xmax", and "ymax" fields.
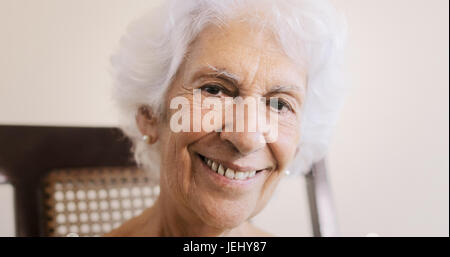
[{"xmin": 0, "ymin": 0, "xmax": 448, "ymax": 236}]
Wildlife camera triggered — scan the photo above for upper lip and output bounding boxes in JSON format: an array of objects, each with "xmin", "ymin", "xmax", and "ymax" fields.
[{"xmin": 197, "ymin": 153, "xmax": 271, "ymax": 172}]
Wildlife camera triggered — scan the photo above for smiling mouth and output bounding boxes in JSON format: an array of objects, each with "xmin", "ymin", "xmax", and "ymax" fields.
[{"xmin": 198, "ymin": 154, "xmax": 264, "ymax": 180}]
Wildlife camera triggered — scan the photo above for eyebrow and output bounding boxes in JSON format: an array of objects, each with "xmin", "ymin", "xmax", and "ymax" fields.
[
  {"xmin": 191, "ymin": 65, "xmax": 241, "ymax": 86},
  {"xmin": 192, "ymin": 65, "xmax": 304, "ymax": 96},
  {"xmin": 268, "ymin": 84, "xmax": 305, "ymax": 96}
]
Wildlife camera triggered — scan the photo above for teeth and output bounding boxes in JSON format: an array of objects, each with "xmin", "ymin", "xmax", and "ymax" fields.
[
  {"xmin": 225, "ymin": 168, "xmax": 235, "ymax": 179},
  {"xmin": 202, "ymin": 156, "xmax": 258, "ymax": 180},
  {"xmin": 211, "ymin": 161, "xmax": 218, "ymax": 172},
  {"xmin": 217, "ymin": 165, "xmax": 225, "ymax": 175}
]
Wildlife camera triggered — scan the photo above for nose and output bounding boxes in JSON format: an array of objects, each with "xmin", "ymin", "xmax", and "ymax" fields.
[
  {"xmin": 218, "ymin": 95, "xmax": 271, "ymax": 155},
  {"xmin": 220, "ymin": 130, "xmax": 265, "ymax": 155}
]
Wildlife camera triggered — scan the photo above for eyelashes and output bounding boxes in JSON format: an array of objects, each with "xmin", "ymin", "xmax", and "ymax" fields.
[
  {"xmin": 199, "ymin": 84, "xmax": 295, "ymax": 114},
  {"xmin": 200, "ymin": 84, "xmax": 228, "ymax": 96},
  {"xmin": 267, "ymin": 98, "xmax": 293, "ymax": 114}
]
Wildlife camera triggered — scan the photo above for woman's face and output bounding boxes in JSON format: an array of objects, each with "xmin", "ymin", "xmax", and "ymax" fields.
[{"xmin": 140, "ymin": 21, "xmax": 307, "ymax": 229}]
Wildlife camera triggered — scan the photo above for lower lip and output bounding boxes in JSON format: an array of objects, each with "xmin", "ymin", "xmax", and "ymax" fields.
[{"xmin": 195, "ymin": 154, "xmax": 263, "ymax": 189}]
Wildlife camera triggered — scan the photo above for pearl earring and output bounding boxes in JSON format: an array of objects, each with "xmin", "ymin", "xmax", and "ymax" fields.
[
  {"xmin": 284, "ymin": 170, "xmax": 291, "ymax": 176},
  {"xmin": 142, "ymin": 135, "xmax": 150, "ymax": 144}
]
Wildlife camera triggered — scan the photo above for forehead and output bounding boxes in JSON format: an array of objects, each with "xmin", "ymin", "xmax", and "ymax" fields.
[{"xmin": 183, "ymin": 21, "xmax": 307, "ymax": 91}]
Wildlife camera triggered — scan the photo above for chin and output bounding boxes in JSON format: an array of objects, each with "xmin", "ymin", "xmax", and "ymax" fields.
[{"xmin": 191, "ymin": 187, "xmax": 260, "ymax": 230}]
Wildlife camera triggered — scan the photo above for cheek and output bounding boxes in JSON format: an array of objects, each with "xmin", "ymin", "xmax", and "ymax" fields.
[
  {"xmin": 269, "ymin": 117, "xmax": 301, "ymax": 170},
  {"xmin": 159, "ymin": 106, "xmax": 215, "ymax": 202},
  {"xmin": 158, "ymin": 126, "xmax": 200, "ymax": 203},
  {"xmin": 251, "ymin": 119, "xmax": 300, "ymax": 216},
  {"xmin": 252, "ymin": 173, "xmax": 283, "ymax": 216}
]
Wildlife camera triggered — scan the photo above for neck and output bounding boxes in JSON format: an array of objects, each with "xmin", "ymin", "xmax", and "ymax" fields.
[{"xmin": 142, "ymin": 193, "xmax": 247, "ymax": 237}]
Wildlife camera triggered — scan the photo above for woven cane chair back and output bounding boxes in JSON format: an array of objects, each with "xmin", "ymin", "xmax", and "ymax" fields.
[{"xmin": 42, "ymin": 167, "xmax": 159, "ymax": 237}]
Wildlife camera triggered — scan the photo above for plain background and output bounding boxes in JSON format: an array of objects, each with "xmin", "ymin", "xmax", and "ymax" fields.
[{"xmin": 0, "ymin": 0, "xmax": 448, "ymax": 236}]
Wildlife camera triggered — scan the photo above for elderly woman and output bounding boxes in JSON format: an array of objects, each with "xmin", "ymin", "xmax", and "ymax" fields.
[{"xmin": 106, "ymin": 0, "xmax": 346, "ymax": 236}]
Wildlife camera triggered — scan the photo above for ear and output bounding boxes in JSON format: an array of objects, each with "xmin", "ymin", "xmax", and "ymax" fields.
[{"xmin": 136, "ymin": 105, "xmax": 159, "ymax": 144}]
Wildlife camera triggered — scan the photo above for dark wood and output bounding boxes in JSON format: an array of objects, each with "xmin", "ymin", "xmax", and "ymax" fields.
[{"xmin": 0, "ymin": 125, "xmax": 135, "ymax": 236}]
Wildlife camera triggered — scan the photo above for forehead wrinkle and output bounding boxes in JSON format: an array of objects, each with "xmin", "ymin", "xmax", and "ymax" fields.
[{"xmin": 185, "ymin": 21, "xmax": 306, "ymax": 96}]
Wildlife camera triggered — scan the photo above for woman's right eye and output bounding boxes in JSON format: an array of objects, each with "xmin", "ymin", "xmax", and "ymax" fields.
[{"xmin": 200, "ymin": 84, "xmax": 224, "ymax": 96}]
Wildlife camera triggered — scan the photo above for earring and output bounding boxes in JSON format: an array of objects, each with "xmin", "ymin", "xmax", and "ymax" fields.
[
  {"xmin": 284, "ymin": 170, "xmax": 291, "ymax": 176},
  {"xmin": 142, "ymin": 135, "xmax": 150, "ymax": 144}
]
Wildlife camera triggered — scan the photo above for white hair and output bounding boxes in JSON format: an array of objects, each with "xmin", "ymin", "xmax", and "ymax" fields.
[{"xmin": 111, "ymin": 0, "xmax": 347, "ymax": 180}]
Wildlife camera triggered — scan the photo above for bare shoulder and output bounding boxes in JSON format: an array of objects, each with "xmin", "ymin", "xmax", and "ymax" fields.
[
  {"xmin": 102, "ymin": 217, "xmax": 139, "ymax": 237},
  {"xmin": 103, "ymin": 206, "xmax": 160, "ymax": 237},
  {"xmin": 103, "ymin": 211, "xmax": 153, "ymax": 237}
]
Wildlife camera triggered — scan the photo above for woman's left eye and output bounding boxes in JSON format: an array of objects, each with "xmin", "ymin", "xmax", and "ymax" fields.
[{"xmin": 268, "ymin": 98, "xmax": 293, "ymax": 113}]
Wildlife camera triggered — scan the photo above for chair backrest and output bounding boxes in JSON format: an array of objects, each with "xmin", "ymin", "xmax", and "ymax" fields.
[
  {"xmin": 305, "ymin": 159, "xmax": 339, "ymax": 237},
  {"xmin": 0, "ymin": 125, "xmax": 338, "ymax": 237},
  {"xmin": 0, "ymin": 125, "xmax": 137, "ymax": 236},
  {"xmin": 42, "ymin": 167, "xmax": 159, "ymax": 236}
]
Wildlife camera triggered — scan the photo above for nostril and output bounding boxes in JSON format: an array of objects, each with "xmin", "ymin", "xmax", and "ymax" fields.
[{"xmin": 220, "ymin": 131, "xmax": 266, "ymax": 156}]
